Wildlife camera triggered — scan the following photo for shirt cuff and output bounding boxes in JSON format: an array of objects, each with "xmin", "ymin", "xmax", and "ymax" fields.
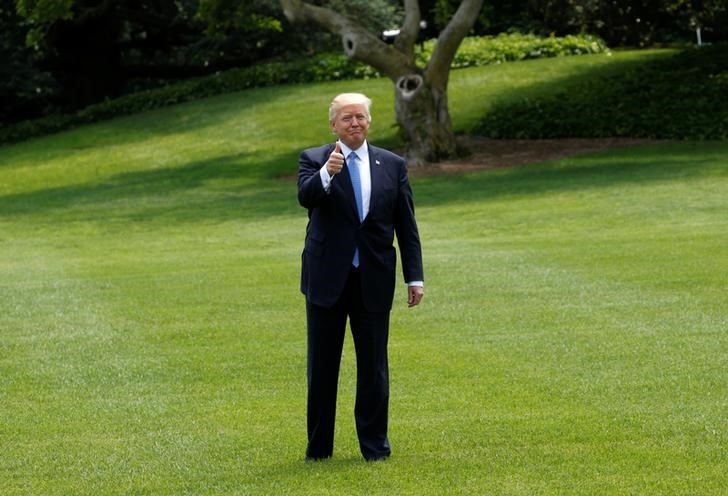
[
  {"xmin": 319, "ymin": 166, "xmax": 332, "ymax": 192},
  {"xmin": 407, "ymin": 281, "xmax": 424, "ymax": 287}
]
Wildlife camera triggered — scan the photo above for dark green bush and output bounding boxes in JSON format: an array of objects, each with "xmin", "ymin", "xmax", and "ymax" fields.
[
  {"xmin": 416, "ymin": 33, "xmax": 609, "ymax": 68},
  {"xmin": 477, "ymin": 43, "xmax": 728, "ymax": 140},
  {"xmin": 0, "ymin": 33, "xmax": 606, "ymax": 145}
]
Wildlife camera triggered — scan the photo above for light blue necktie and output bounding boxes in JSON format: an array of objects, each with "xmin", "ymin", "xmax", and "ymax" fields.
[{"xmin": 348, "ymin": 152, "xmax": 363, "ymax": 267}]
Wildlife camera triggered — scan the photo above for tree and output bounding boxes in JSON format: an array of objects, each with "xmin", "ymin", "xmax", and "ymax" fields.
[
  {"xmin": 665, "ymin": 0, "xmax": 728, "ymax": 43},
  {"xmin": 280, "ymin": 0, "xmax": 484, "ymax": 165},
  {"xmin": 0, "ymin": 0, "xmax": 57, "ymax": 125},
  {"xmin": 523, "ymin": 1, "xmax": 728, "ymax": 46},
  {"xmin": 11, "ymin": 0, "xmax": 297, "ymax": 114}
]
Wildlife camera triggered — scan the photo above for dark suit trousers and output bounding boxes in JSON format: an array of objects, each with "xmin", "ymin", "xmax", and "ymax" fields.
[{"xmin": 305, "ymin": 267, "xmax": 391, "ymax": 460}]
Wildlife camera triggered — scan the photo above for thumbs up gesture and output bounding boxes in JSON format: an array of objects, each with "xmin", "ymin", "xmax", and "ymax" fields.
[{"xmin": 326, "ymin": 142, "xmax": 344, "ymax": 177}]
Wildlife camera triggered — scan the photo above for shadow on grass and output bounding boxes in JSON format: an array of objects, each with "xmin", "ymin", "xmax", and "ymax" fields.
[
  {"xmin": 448, "ymin": 49, "xmax": 674, "ymax": 136},
  {"xmin": 1, "ymin": 142, "xmax": 725, "ymax": 225},
  {"xmin": 258, "ymin": 454, "xmax": 376, "ymax": 482},
  {"xmin": 472, "ymin": 46, "xmax": 728, "ymax": 140},
  {"xmin": 413, "ymin": 142, "xmax": 727, "ymax": 208},
  {"xmin": 0, "ymin": 150, "xmax": 302, "ymax": 224}
]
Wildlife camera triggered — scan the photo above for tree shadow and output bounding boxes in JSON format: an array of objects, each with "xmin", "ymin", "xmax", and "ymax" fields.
[
  {"xmin": 0, "ymin": 150, "xmax": 303, "ymax": 224},
  {"xmin": 2, "ymin": 141, "xmax": 725, "ymax": 227},
  {"xmin": 412, "ymin": 141, "xmax": 727, "ymax": 209},
  {"xmin": 447, "ymin": 49, "xmax": 678, "ymax": 139},
  {"xmin": 468, "ymin": 46, "xmax": 728, "ymax": 140}
]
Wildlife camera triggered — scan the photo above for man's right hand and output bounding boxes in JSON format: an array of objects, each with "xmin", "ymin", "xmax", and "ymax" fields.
[{"xmin": 326, "ymin": 142, "xmax": 344, "ymax": 177}]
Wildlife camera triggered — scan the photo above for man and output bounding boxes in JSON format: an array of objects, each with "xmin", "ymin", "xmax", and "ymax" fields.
[{"xmin": 298, "ymin": 92, "xmax": 424, "ymax": 461}]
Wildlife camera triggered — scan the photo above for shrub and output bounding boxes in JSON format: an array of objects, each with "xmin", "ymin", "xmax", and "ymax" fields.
[
  {"xmin": 416, "ymin": 32, "xmax": 609, "ymax": 68},
  {"xmin": 477, "ymin": 43, "xmax": 728, "ymax": 140}
]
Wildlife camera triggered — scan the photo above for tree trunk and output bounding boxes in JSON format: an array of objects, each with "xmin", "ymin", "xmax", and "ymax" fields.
[
  {"xmin": 394, "ymin": 73, "xmax": 457, "ymax": 166},
  {"xmin": 279, "ymin": 0, "xmax": 484, "ymax": 165}
]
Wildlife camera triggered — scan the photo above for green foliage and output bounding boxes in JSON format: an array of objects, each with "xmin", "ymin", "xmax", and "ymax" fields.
[
  {"xmin": 477, "ymin": 43, "xmax": 728, "ymax": 140},
  {"xmin": 0, "ymin": 0, "xmax": 57, "ymax": 123},
  {"xmin": 0, "ymin": 33, "xmax": 607, "ymax": 145},
  {"xmin": 15, "ymin": 0, "xmax": 74, "ymax": 22},
  {"xmin": 15, "ymin": 0, "xmax": 74, "ymax": 47},
  {"xmin": 416, "ymin": 32, "xmax": 609, "ymax": 68},
  {"xmin": 432, "ymin": 0, "xmax": 456, "ymax": 31},
  {"xmin": 324, "ymin": 0, "xmax": 403, "ymax": 32},
  {"xmin": 196, "ymin": 0, "xmax": 281, "ymax": 34},
  {"xmin": 198, "ymin": 0, "xmax": 402, "ymax": 42},
  {"xmin": 463, "ymin": 0, "xmax": 728, "ymax": 45},
  {"xmin": 10, "ymin": 0, "xmax": 321, "ymax": 122}
]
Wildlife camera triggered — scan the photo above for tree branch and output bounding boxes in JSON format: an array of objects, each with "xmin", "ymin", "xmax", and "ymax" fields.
[
  {"xmin": 425, "ymin": 0, "xmax": 484, "ymax": 90},
  {"xmin": 279, "ymin": 0, "xmax": 415, "ymax": 80},
  {"xmin": 393, "ymin": 0, "xmax": 420, "ymax": 60}
]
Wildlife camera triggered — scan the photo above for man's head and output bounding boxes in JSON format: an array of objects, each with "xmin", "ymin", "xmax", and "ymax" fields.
[{"xmin": 329, "ymin": 93, "xmax": 372, "ymax": 150}]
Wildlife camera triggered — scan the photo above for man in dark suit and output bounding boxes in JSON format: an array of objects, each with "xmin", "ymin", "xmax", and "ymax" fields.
[{"xmin": 298, "ymin": 93, "xmax": 424, "ymax": 461}]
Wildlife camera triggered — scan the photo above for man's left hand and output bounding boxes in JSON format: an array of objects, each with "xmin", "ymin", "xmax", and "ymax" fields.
[{"xmin": 407, "ymin": 285, "xmax": 424, "ymax": 308}]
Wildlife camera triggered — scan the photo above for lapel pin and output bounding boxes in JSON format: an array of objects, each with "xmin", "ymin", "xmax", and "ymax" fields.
[{"xmin": 375, "ymin": 160, "xmax": 381, "ymax": 166}]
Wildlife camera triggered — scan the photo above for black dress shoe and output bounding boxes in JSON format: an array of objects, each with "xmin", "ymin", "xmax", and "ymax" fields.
[
  {"xmin": 305, "ymin": 455, "xmax": 332, "ymax": 462},
  {"xmin": 364, "ymin": 454, "xmax": 389, "ymax": 462}
]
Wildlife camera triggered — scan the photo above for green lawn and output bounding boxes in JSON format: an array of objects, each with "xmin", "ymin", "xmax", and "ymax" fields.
[{"xmin": 1, "ymin": 51, "xmax": 726, "ymax": 495}]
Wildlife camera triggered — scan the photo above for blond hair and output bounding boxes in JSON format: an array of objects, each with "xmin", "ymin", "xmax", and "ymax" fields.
[{"xmin": 328, "ymin": 93, "xmax": 372, "ymax": 123}]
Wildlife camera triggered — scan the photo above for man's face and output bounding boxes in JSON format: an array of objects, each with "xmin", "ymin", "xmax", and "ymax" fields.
[{"xmin": 331, "ymin": 103, "xmax": 370, "ymax": 150}]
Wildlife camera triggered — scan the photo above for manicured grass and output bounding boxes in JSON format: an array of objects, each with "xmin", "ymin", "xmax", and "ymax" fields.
[{"xmin": 1, "ymin": 51, "xmax": 726, "ymax": 495}]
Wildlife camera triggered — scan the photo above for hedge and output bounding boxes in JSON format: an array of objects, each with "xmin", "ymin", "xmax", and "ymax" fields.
[
  {"xmin": 477, "ymin": 43, "xmax": 728, "ymax": 140},
  {"xmin": 416, "ymin": 32, "xmax": 609, "ymax": 68}
]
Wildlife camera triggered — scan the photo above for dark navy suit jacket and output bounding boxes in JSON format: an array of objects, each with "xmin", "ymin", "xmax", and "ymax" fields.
[{"xmin": 298, "ymin": 142, "xmax": 424, "ymax": 312}]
